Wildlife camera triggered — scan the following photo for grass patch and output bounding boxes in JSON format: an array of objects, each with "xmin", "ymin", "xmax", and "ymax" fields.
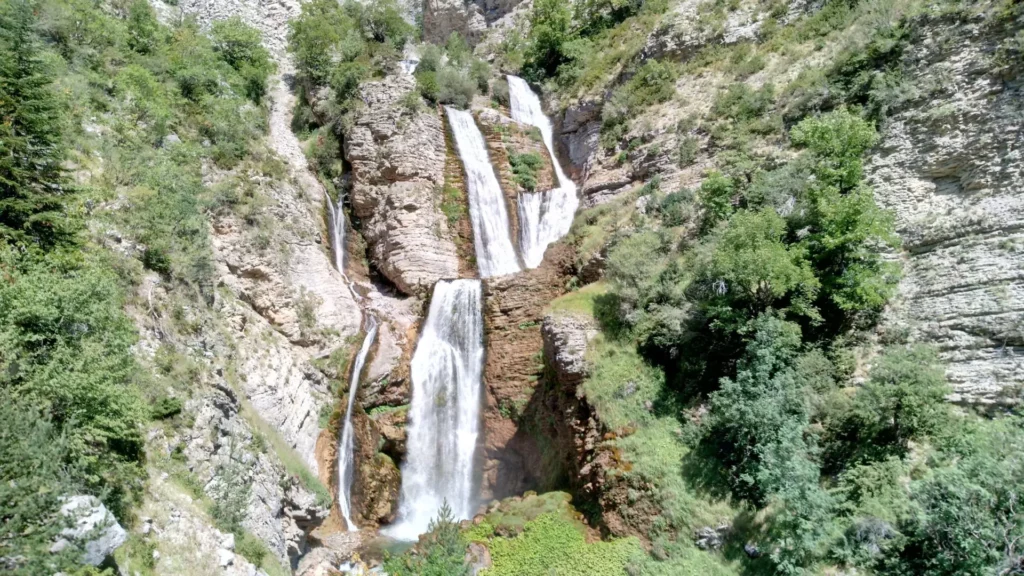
[
  {"xmin": 368, "ymin": 404, "xmax": 409, "ymax": 419},
  {"xmin": 546, "ymin": 281, "xmax": 609, "ymax": 318},
  {"xmin": 440, "ymin": 182, "xmax": 467, "ymax": 226},
  {"xmin": 483, "ymin": 513, "xmax": 642, "ymax": 576},
  {"xmin": 509, "ymin": 151, "xmax": 544, "ymax": 191}
]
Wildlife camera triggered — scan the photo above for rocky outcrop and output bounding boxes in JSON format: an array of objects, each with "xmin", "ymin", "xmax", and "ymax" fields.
[
  {"xmin": 477, "ymin": 107, "xmax": 557, "ymax": 246},
  {"xmin": 53, "ymin": 496, "xmax": 128, "ymax": 566},
  {"xmin": 868, "ymin": 14, "xmax": 1024, "ymax": 403},
  {"xmin": 537, "ymin": 313, "xmax": 658, "ymax": 541},
  {"xmin": 422, "ymin": 0, "xmax": 527, "ymax": 45},
  {"xmin": 348, "ymin": 410, "xmax": 402, "ymax": 527},
  {"xmin": 168, "ymin": 386, "xmax": 329, "ymax": 566},
  {"xmin": 480, "ymin": 245, "xmax": 572, "ymax": 500},
  {"xmin": 345, "ymin": 75, "xmax": 461, "ymax": 294}
]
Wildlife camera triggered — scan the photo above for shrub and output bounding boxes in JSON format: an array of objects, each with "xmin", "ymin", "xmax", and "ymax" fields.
[
  {"xmin": 711, "ymin": 83, "xmax": 774, "ymax": 121},
  {"xmin": 509, "ymin": 151, "xmax": 543, "ymax": 191},
  {"xmin": 677, "ymin": 135, "xmax": 699, "ymax": 167},
  {"xmin": 470, "ymin": 59, "xmax": 491, "ymax": 93},
  {"xmin": 417, "ymin": 70, "xmax": 439, "ymax": 103},
  {"xmin": 384, "ymin": 501, "xmax": 469, "ymax": 576},
  {"xmin": 211, "ymin": 17, "xmax": 273, "ymax": 102},
  {"xmin": 436, "ymin": 67, "xmax": 477, "ymax": 109},
  {"xmin": 492, "ymin": 77, "xmax": 510, "ymax": 106}
]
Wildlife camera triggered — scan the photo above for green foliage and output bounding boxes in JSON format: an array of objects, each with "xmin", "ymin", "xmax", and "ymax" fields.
[
  {"xmin": 384, "ymin": 501, "xmax": 469, "ymax": 576},
  {"xmin": 0, "ymin": 389, "xmax": 83, "ymax": 575},
  {"xmin": 859, "ymin": 346, "xmax": 949, "ymax": 450},
  {"xmin": 696, "ymin": 210, "xmax": 820, "ymax": 334},
  {"xmin": 0, "ymin": 0, "xmax": 77, "ymax": 249},
  {"xmin": 509, "ymin": 151, "xmax": 543, "ymax": 192},
  {"xmin": 696, "ymin": 172, "xmax": 735, "ymax": 234},
  {"xmin": 889, "ymin": 418, "xmax": 1024, "ymax": 576},
  {"xmin": 601, "ymin": 60, "xmax": 677, "ymax": 148},
  {"xmin": 483, "ymin": 513, "xmax": 642, "ymax": 576},
  {"xmin": 440, "ymin": 183, "xmax": 466, "ymax": 226},
  {"xmin": 522, "ymin": 0, "xmax": 573, "ymax": 81},
  {"xmin": 705, "ymin": 316, "xmax": 811, "ymax": 504},
  {"xmin": 0, "ymin": 248, "xmax": 145, "ymax": 517},
  {"xmin": 436, "ymin": 66, "xmax": 478, "ymax": 109},
  {"xmin": 210, "ymin": 17, "xmax": 274, "ymax": 102},
  {"xmin": 491, "ymin": 77, "xmax": 510, "ymax": 107},
  {"xmin": 413, "ymin": 32, "xmax": 489, "ymax": 109}
]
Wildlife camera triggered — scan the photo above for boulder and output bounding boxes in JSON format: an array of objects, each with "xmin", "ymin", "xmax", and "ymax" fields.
[{"xmin": 53, "ymin": 496, "xmax": 127, "ymax": 566}]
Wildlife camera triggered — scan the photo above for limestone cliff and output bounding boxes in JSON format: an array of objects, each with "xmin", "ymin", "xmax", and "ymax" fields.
[{"xmin": 344, "ymin": 75, "xmax": 462, "ymax": 295}]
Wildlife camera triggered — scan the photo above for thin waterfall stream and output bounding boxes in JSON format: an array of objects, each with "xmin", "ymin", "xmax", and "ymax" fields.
[
  {"xmin": 384, "ymin": 279, "xmax": 485, "ymax": 540},
  {"xmin": 507, "ymin": 75, "xmax": 580, "ymax": 268},
  {"xmin": 336, "ymin": 315, "xmax": 378, "ymax": 531}
]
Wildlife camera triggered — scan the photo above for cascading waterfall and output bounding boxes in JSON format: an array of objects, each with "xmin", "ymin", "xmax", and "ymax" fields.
[
  {"xmin": 445, "ymin": 107, "xmax": 522, "ymax": 278},
  {"xmin": 336, "ymin": 315, "xmax": 379, "ymax": 532},
  {"xmin": 325, "ymin": 193, "xmax": 346, "ymax": 273},
  {"xmin": 507, "ymin": 75, "xmax": 580, "ymax": 269},
  {"xmin": 384, "ymin": 279, "xmax": 485, "ymax": 541}
]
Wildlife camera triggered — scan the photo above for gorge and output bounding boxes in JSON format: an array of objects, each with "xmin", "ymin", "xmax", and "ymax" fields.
[{"xmin": 2, "ymin": 0, "xmax": 1021, "ymax": 575}]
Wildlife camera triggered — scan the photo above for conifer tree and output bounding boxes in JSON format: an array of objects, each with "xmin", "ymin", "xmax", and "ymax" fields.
[{"xmin": 0, "ymin": 0, "xmax": 73, "ymax": 249}]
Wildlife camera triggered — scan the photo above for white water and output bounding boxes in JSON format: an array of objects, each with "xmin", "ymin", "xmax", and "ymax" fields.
[
  {"xmin": 445, "ymin": 107, "xmax": 522, "ymax": 278},
  {"xmin": 326, "ymin": 193, "xmax": 346, "ymax": 273},
  {"xmin": 384, "ymin": 279, "xmax": 485, "ymax": 541},
  {"xmin": 336, "ymin": 315, "xmax": 379, "ymax": 532},
  {"xmin": 507, "ymin": 75, "xmax": 580, "ymax": 268}
]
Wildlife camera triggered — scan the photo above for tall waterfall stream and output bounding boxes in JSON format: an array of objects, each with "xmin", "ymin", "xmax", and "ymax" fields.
[
  {"xmin": 445, "ymin": 106, "xmax": 522, "ymax": 278},
  {"xmin": 384, "ymin": 279, "xmax": 485, "ymax": 540},
  {"xmin": 336, "ymin": 315, "xmax": 378, "ymax": 531}
]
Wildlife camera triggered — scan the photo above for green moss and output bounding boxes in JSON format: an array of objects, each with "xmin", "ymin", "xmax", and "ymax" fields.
[{"xmin": 482, "ymin": 513, "xmax": 642, "ymax": 576}]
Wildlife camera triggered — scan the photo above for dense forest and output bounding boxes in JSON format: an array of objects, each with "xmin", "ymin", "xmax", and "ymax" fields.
[{"xmin": 1, "ymin": 0, "xmax": 1022, "ymax": 574}]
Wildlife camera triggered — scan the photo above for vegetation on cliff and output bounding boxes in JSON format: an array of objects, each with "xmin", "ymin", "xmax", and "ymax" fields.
[{"xmin": 0, "ymin": 0, "xmax": 277, "ymax": 571}]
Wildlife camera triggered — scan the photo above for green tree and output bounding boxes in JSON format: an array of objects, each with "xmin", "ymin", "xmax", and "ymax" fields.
[
  {"xmin": 697, "ymin": 171, "xmax": 735, "ymax": 234},
  {"xmin": 125, "ymin": 0, "xmax": 158, "ymax": 54},
  {"xmin": 790, "ymin": 110, "xmax": 899, "ymax": 331},
  {"xmin": 856, "ymin": 346, "xmax": 950, "ymax": 454},
  {"xmin": 0, "ymin": 248, "xmax": 145, "ymax": 517},
  {"xmin": 0, "ymin": 0, "xmax": 75, "ymax": 249},
  {"xmin": 384, "ymin": 500, "xmax": 469, "ymax": 576},
  {"xmin": 0, "ymin": 389, "xmax": 83, "ymax": 575},
  {"xmin": 210, "ymin": 17, "xmax": 273, "ymax": 102},
  {"xmin": 523, "ymin": 0, "xmax": 573, "ymax": 81},
  {"xmin": 695, "ymin": 209, "xmax": 820, "ymax": 334},
  {"xmin": 705, "ymin": 315, "xmax": 812, "ymax": 503}
]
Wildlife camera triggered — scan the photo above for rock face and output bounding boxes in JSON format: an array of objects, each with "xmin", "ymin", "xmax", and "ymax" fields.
[
  {"xmin": 349, "ymin": 410, "xmax": 402, "ymax": 526},
  {"xmin": 480, "ymin": 245, "xmax": 572, "ymax": 500},
  {"xmin": 537, "ymin": 312, "xmax": 660, "ymax": 541},
  {"xmin": 345, "ymin": 75, "xmax": 460, "ymax": 294},
  {"xmin": 54, "ymin": 496, "xmax": 128, "ymax": 566},
  {"xmin": 422, "ymin": 0, "xmax": 527, "ymax": 45},
  {"xmin": 136, "ymin": 469, "xmax": 271, "ymax": 576},
  {"xmin": 868, "ymin": 14, "xmax": 1024, "ymax": 403},
  {"xmin": 172, "ymin": 386, "xmax": 329, "ymax": 566}
]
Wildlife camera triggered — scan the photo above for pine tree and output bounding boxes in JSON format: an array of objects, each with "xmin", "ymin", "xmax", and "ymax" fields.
[{"xmin": 0, "ymin": 0, "xmax": 74, "ymax": 249}]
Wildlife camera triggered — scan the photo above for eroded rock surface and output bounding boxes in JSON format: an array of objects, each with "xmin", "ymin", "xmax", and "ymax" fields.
[
  {"xmin": 868, "ymin": 15, "xmax": 1024, "ymax": 403},
  {"xmin": 345, "ymin": 75, "xmax": 460, "ymax": 294}
]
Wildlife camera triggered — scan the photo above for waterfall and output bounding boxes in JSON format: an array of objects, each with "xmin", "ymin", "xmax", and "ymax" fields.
[
  {"xmin": 326, "ymin": 193, "xmax": 346, "ymax": 273},
  {"xmin": 383, "ymin": 279, "xmax": 485, "ymax": 541},
  {"xmin": 506, "ymin": 75, "xmax": 580, "ymax": 269},
  {"xmin": 336, "ymin": 315, "xmax": 379, "ymax": 532},
  {"xmin": 444, "ymin": 107, "xmax": 522, "ymax": 278}
]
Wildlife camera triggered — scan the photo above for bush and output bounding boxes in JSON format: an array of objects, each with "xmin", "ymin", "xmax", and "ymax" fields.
[
  {"xmin": 509, "ymin": 151, "xmax": 543, "ymax": 191},
  {"xmin": 384, "ymin": 501, "xmax": 469, "ymax": 576},
  {"xmin": 436, "ymin": 67, "xmax": 477, "ymax": 109},
  {"xmin": 211, "ymin": 17, "xmax": 273, "ymax": 102},
  {"xmin": 416, "ymin": 70, "xmax": 439, "ymax": 103},
  {"xmin": 492, "ymin": 77, "xmax": 510, "ymax": 106}
]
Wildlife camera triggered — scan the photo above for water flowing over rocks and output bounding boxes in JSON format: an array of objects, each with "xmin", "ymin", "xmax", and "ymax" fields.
[{"xmin": 344, "ymin": 75, "xmax": 461, "ymax": 294}]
